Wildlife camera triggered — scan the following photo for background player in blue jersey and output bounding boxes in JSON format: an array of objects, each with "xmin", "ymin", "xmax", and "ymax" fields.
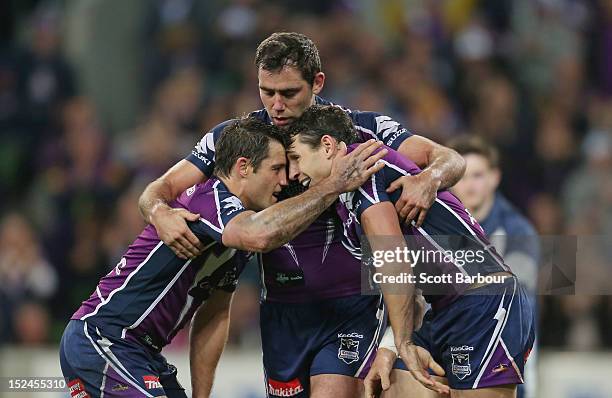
[
  {"xmin": 59, "ymin": 117, "xmax": 387, "ymax": 398},
  {"xmin": 137, "ymin": 32, "xmax": 466, "ymax": 397},
  {"xmin": 448, "ymin": 136, "xmax": 540, "ymax": 398},
  {"xmin": 286, "ymin": 106, "xmax": 535, "ymax": 398}
]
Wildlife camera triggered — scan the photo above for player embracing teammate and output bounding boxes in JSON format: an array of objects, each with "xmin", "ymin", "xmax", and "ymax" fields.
[{"xmin": 136, "ymin": 32, "xmax": 466, "ymax": 397}]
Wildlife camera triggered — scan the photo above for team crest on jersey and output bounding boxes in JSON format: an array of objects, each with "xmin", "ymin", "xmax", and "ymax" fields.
[
  {"xmin": 451, "ymin": 353, "xmax": 472, "ymax": 380},
  {"xmin": 222, "ymin": 196, "xmax": 244, "ymax": 215},
  {"xmin": 338, "ymin": 337, "xmax": 360, "ymax": 364}
]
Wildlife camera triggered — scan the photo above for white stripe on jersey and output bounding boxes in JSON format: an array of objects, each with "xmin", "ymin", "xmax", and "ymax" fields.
[
  {"xmin": 82, "ymin": 322, "xmax": 154, "ymax": 397},
  {"xmin": 212, "ymin": 180, "xmax": 224, "ymax": 230},
  {"xmin": 355, "ymin": 125, "xmax": 377, "ymax": 140},
  {"xmin": 354, "ymin": 295, "xmax": 385, "ymax": 377},
  {"xmin": 122, "ymin": 258, "xmax": 193, "ymax": 337},
  {"xmin": 81, "ymin": 241, "xmax": 165, "ymax": 321},
  {"xmin": 434, "ymin": 198, "xmax": 508, "ymax": 271},
  {"xmin": 415, "ymin": 224, "xmax": 470, "ymax": 277},
  {"xmin": 199, "ymin": 216, "xmax": 222, "ymax": 234},
  {"xmin": 473, "ymin": 278, "xmax": 517, "ymax": 388}
]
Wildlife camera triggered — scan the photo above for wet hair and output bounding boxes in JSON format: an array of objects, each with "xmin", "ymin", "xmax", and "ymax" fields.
[
  {"xmin": 289, "ymin": 105, "xmax": 358, "ymax": 148},
  {"xmin": 255, "ymin": 32, "xmax": 322, "ymax": 85},
  {"xmin": 447, "ymin": 135, "xmax": 500, "ymax": 169},
  {"xmin": 214, "ymin": 117, "xmax": 289, "ymax": 178}
]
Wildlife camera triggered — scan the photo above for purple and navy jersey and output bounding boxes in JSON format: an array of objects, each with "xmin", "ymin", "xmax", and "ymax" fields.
[
  {"xmin": 72, "ymin": 178, "xmax": 250, "ymax": 350},
  {"xmin": 185, "ymin": 97, "xmax": 414, "ymax": 303},
  {"xmin": 186, "ymin": 97, "xmax": 412, "ymax": 178},
  {"xmin": 336, "ymin": 145, "xmax": 511, "ymax": 308}
]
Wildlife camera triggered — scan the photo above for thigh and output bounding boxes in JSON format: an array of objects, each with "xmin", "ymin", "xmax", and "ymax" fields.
[
  {"xmin": 451, "ymin": 384, "xmax": 516, "ymax": 398},
  {"xmin": 260, "ymin": 302, "xmax": 311, "ymax": 397},
  {"xmin": 310, "ymin": 295, "xmax": 386, "ymax": 379},
  {"xmin": 310, "ymin": 374, "xmax": 363, "ymax": 398},
  {"xmin": 62, "ymin": 320, "xmax": 172, "ymax": 398},
  {"xmin": 433, "ymin": 278, "xmax": 535, "ymax": 391},
  {"xmin": 381, "ymin": 370, "xmax": 446, "ymax": 398}
]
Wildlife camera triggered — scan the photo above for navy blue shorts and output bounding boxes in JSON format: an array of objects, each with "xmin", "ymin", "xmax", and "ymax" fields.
[
  {"xmin": 394, "ymin": 277, "xmax": 535, "ymax": 390},
  {"xmin": 261, "ymin": 294, "xmax": 386, "ymax": 397},
  {"xmin": 59, "ymin": 320, "xmax": 186, "ymax": 398}
]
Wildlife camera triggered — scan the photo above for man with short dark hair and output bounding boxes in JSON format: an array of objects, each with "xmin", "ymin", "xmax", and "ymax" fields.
[
  {"xmin": 138, "ymin": 32, "xmax": 466, "ymax": 397},
  {"xmin": 59, "ymin": 117, "xmax": 386, "ymax": 398},
  {"xmin": 287, "ymin": 105, "xmax": 535, "ymax": 398}
]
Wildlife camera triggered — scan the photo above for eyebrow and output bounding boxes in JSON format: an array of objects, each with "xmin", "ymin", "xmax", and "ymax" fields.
[{"xmin": 259, "ymin": 86, "xmax": 301, "ymax": 95}]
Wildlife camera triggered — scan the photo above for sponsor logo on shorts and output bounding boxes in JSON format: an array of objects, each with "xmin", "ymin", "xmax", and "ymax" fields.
[
  {"xmin": 492, "ymin": 364, "xmax": 510, "ymax": 373},
  {"xmin": 450, "ymin": 345, "xmax": 474, "ymax": 352},
  {"xmin": 451, "ymin": 353, "xmax": 472, "ymax": 380},
  {"xmin": 111, "ymin": 383, "xmax": 129, "ymax": 392},
  {"xmin": 338, "ymin": 337, "xmax": 360, "ymax": 365},
  {"xmin": 67, "ymin": 378, "xmax": 90, "ymax": 398},
  {"xmin": 142, "ymin": 375, "xmax": 162, "ymax": 390},
  {"xmin": 267, "ymin": 377, "xmax": 304, "ymax": 397}
]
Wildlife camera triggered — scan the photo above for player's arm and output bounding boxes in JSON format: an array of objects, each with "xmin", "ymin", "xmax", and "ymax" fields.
[
  {"xmin": 361, "ymin": 202, "xmax": 415, "ymax": 352},
  {"xmin": 390, "ymin": 135, "xmax": 466, "ymax": 227},
  {"xmin": 139, "ymin": 159, "xmax": 208, "ymax": 259},
  {"xmin": 189, "ymin": 289, "xmax": 233, "ymax": 398},
  {"xmin": 222, "ymin": 141, "xmax": 387, "ymax": 252},
  {"xmin": 361, "ymin": 202, "xmax": 449, "ymax": 395}
]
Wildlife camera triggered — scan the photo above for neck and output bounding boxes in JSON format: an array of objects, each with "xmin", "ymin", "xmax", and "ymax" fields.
[
  {"xmin": 472, "ymin": 194, "xmax": 496, "ymax": 222},
  {"xmin": 218, "ymin": 175, "xmax": 250, "ymax": 208}
]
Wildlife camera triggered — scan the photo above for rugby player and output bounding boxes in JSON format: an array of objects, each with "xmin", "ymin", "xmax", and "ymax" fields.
[
  {"xmin": 59, "ymin": 117, "xmax": 386, "ymax": 398},
  {"xmin": 286, "ymin": 106, "xmax": 536, "ymax": 398},
  {"xmin": 137, "ymin": 32, "xmax": 466, "ymax": 397},
  {"xmin": 448, "ymin": 135, "xmax": 540, "ymax": 398}
]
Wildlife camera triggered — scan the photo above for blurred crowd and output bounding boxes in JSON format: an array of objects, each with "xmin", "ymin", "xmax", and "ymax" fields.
[{"xmin": 0, "ymin": 0, "xmax": 611, "ymax": 351}]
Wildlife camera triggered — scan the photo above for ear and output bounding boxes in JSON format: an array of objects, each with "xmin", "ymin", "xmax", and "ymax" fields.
[
  {"xmin": 235, "ymin": 157, "xmax": 250, "ymax": 178},
  {"xmin": 321, "ymin": 135, "xmax": 338, "ymax": 158},
  {"xmin": 312, "ymin": 72, "xmax": 325, "ymax": 95}
]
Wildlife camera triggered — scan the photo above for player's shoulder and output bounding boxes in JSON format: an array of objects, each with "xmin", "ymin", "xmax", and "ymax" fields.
[{"xmin": 494, "ymin": 194, "xmax": 537, "ymax": 236}]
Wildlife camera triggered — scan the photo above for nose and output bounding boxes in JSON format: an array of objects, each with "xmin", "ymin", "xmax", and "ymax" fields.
[
  {"xmin": 288, "ymin": 160, "xmax": 300, "ymax": 181},
  {"xmin": 279, "ymin": 171, "xmax": 288, "ymax": 187},
  {"xmin": 272, "ymin": 94, "xmax": 285, "ymax": 112}
]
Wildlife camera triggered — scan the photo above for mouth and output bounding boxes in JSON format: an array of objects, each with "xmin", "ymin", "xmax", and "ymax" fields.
[
  {"xmin": 299, "ymin": 177, "xmax": 311, "ymax": 188},
  {"xmin": 272, "ymin": 117, "xmax": 291, "ymax": 126}
]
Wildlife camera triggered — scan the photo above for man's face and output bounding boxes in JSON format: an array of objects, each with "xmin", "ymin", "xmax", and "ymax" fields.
[
  {"xmin": 242, "ymin": 141, "xmax": 288, "ymax": 210},
  {"xmin": 451, "ymin": 154, "xmax": 499, "ymax": 211},
  {"xmin": 258, "ymin": 66, "xmax": 324, "ymax": 127},
  {"xmin": 287, "ymin": 135, "xmax": 333, "ymax": 188}
]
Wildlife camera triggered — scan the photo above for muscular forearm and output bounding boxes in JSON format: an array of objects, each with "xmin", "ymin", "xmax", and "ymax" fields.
[
  {"xmin": 419, "ymin": 145, "xmax": 465, "ymax": 190},
  {"xmin": 246, "ymin": 178, "xmax": 342, "ymax": 251},
  {"xmin": 190, "ymin": 307, "xmax": 230, "ymax": 398},
  {"xmin": 138, "ymin": 179, "xmax": 176, "ymax": 224},
  {"xmin": 397, "ymin": 137, "xmax": 466, "ymax": 190}
]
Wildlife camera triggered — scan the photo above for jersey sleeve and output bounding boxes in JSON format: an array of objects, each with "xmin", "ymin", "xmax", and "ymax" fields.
[
  {"xmin": 351, "ymin": 111, "xmax": 413, "ymax": 150},
  {"xmin": 186, "ymin": 182, "xmax": 248, "ymax": 243},
  {"xmin": 185, "ymin": 120, "xmax": 235, "ymax": 177},
  {"xmin": 353, "ymin": 168, "xmax": 392, "ymax": 219}
]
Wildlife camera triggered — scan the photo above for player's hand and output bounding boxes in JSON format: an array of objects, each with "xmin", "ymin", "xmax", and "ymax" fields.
[
  {"xmin": 150, "ymin": 205, "xmax": 204, "ymax": 259},
  {"xmin": 398, "ymin": 342, "xmax": 449, "ymax": 395},
  {"xmin": 364, "ymin": 348, "xmax": 396, "ymax": 398},
  {"xmin": 328, "ymin": 140, "xmax": 387, "ymax": 193},
  {"xmin": 414, "ymin": 292, "xmax": 426, "ymax": 331},
  {"xmin": 386, "ymin": 171, "xmax": 439, "ymax": 227}
]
